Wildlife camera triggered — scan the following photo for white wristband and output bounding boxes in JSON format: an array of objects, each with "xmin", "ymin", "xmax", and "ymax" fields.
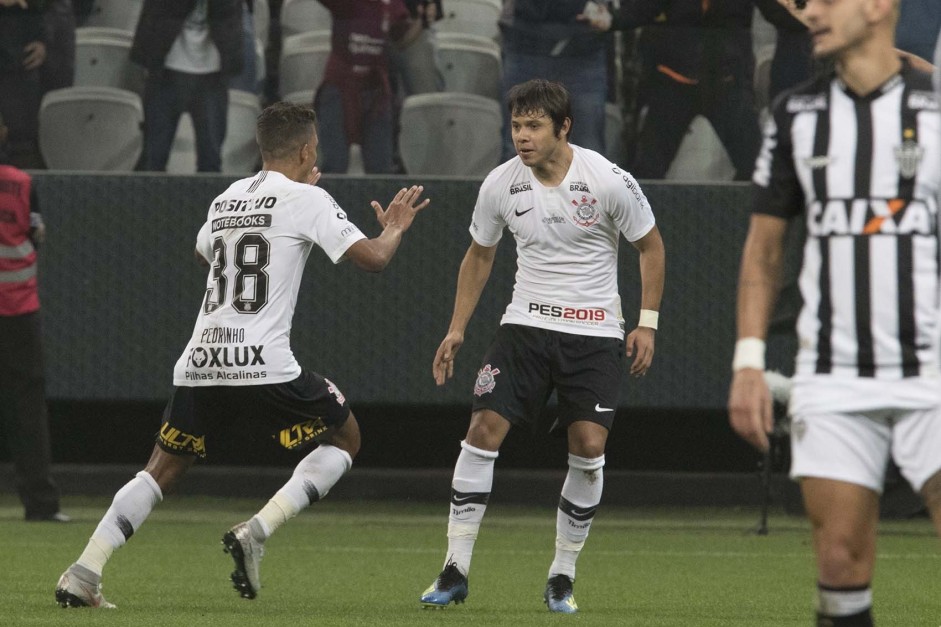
[
  {"xmin": 638, "ymin": 309, "xmax": 659, "ymax": 330},
  {"xmin": 732, "ymin": 337, "xmax": 766, "ymax": 371}
]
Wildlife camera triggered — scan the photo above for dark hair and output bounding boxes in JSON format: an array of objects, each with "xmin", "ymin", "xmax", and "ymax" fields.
[
  {"xmin": 506, "ymin": 79, "xmax": 573, "ymax": 138},
  {"xmin": 256, "ymin": 102, "xmax": 318, "ymax": 160}
]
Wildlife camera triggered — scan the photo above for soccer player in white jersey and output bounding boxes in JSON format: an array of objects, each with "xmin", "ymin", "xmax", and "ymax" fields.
[
  {"xmin": 729, "ymin": 1, "xmax": 941, "ymax": 625},
  {"xmin": 419, "ymin": 79, "xmax": 665, "ymax": 613},
  {"xmin": 54, "ymin": 102, "xmax": 430, "ymax": 608}
]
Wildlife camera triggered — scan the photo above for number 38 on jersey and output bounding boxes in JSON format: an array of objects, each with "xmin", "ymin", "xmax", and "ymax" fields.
[{"xmin": 203, "ymin": 232, "xmax": 271, "ymax": 314}]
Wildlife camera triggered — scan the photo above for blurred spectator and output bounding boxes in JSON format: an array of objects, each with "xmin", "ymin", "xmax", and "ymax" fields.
[
  {"xmin": 0, "ymin": 0, "xmax": 48, "ymax": 169},
  {"xmin": 498, "ymin": 0, "xmax": 610, "ymax": 159},
  {"xmin": 229, "ymin": 0, "xmax": 260, "ymax": 94},
  {"xmin": 314, "ymin": 0, "xmax": 420, "ymax": 174},
  {"xmin": 72, "ymin": 0, "xmax": 91, "ymax": 25},
  {"xmin": 895, "ymin": 0, "xmax": 941, "ymax": 63},
  {"xmin": 759, "ymin": 0, "xmax": 811, "ymax": 102},
  {"xmin": 0, "ymin": 111, "xmax": 68, "ymax": 522},
  {"xmin": 390, "ymin": 0, "xmax": 442, "ymax": 96},
  {"xmin": 41, "ymin": 0, "xmax": 76, "ymax": 94},
  {"xmin": 583, "ymin": 0, "xmax": 801, "ymax": 180},
  {"xmin": 130, "ymin": 0, "xmax": 244, "ymax": 172}
]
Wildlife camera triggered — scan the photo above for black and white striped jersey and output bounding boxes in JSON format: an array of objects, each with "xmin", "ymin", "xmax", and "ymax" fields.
[{"xmin": 753, "ymin": 62, "xmax": 941, "ymax": 384}]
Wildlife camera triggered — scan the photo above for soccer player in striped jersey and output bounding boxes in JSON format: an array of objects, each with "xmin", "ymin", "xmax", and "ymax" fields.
[
  {"xmin": 54, "ymin": 102, "xmax": 430, "ymax": 608},
  {"xmin": 419, "ymin": 79, "xmax": 665, "ymax": 613},
  {"xmin": 729, "ymin": 1, "xmax": 941, "ymax": 625}
]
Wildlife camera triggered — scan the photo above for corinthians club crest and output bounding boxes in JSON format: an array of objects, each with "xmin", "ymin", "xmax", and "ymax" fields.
[
  {"xmin": 571, "ymin": 194, "xmax": 600, "ymax": 227},
  {"xmin": 895, "ymin": 133, "xmax": 923, "ymax": 179},
  {"xmin": 474, "ymin": 364, "xmax": 500, "ymax": 396}
]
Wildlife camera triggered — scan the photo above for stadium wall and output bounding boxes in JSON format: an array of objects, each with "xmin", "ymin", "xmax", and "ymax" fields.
[
  {"xmin": 33, "ymin": 173, "xmax": 798, "ymax": 409},
  {"xmin": 18, "ymin": 174, "xmax": 812, "ymax": 477}
]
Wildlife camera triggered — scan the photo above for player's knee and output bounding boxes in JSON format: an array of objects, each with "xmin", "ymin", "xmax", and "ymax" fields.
[
  {"xmin": 814, "ymin": 530, "xmax": 871, "ymax": 583},
  {"xmin": 465, "ymin": 411, "xmax": 507, "ymax": 451},
  {"xmin": 326, "ymin": 412, "xmax": 361, "ymax": 460},
  {"xmin": 919, "ymin": 470, "xmax": 941, "ymax": 513}
]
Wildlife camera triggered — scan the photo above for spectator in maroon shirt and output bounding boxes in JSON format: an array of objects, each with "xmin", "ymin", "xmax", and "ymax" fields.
[{"xmin": 314, "ymin": 0, "xmax": 421, "ymax": 174}]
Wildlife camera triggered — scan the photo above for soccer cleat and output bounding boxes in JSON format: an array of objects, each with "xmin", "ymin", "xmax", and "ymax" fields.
[
  {"xmin": 544, "ymin": 574, "xmax": 578, "ymax": 614},
  {"xmin": 222, "ymin": 522, "xmax": 265, "ymax": 600},
  {"xmin": 55, "ymin": 564, "xmax": 116, "ymax": 609},
  {"xmin": 420, "ymin": 561, "xmax": 468, "ymax": 608}
]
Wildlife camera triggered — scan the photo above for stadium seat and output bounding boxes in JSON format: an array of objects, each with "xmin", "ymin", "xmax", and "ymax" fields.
[
  {"xmin": 279, "ymin": 31, "xmax": 331, "ymax": 96},
  {"xmin": 38, "ymin": 86, "xmax": 143, "ymax": 171},
  {"xmin": 398, "ymin": 93, "xmax": 501, "ymax": 177},
  {"xmin": 167, "ymin": 90, "xmax": 263, "ymax": 174},
  {"xmin": 281, "ymin": 90, "xmax": 315, "ymax": 106},
  {"xmin": 435, "ymin": 33, "xmax": 500, "ymax": 100},
  {"xmin": 254, "ymin": 0, "xmax": 270, "ymax": 47},
  {"xmin": 74, "ymin": 27, "xmax": 145, "ymax": 95},
  {"xmin": 166, "ymin": 113, "xmax": 197, "ymax": 174},
  {"xmin": 82, "ymin": 0, "xmax": 143, "ymax": 32},
  {"xmin": 604, "ymin": 102, "xmax": 623, "ymax": 164},
  {"xmin": 664, "ymin": 115, "xmax": 736, "ymax": 182},
  {"xmin": 223, "ymin": 90, "xmax": 263, "ymax": 173},
  {"xmin": 279, "ymin": 0, "xmax": 331, "ymax": 37},
  {"xmin": 753, "ymin": 44, "xmax": 775, "ymax": 114},
  {"xmin": 433, "ymin": 0, "xmax": 501, "ymax": 40}
]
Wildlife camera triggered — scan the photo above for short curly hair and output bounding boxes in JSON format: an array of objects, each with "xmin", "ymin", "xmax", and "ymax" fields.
[{"xmin": 256, "ymin": 102, "xmax": 318, "ymax": 160}]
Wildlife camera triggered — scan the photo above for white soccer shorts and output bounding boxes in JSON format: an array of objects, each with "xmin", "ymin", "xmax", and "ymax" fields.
[{"xmin": 789, "ymin": 406, "xmax": 941, "ymax": 493}]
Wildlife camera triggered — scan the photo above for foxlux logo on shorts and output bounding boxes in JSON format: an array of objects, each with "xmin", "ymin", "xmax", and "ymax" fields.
[
  {"xmin": 186, "ymin": 345, "xmax": 265, "ymax": 368},
  {"xmin": 474, "ymin": 364, "xmax": 500, "ymax": 396}
]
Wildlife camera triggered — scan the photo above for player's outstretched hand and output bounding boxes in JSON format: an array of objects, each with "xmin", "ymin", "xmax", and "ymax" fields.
[
  {"xmin": 305, "ymin": 166, "xmax": 322, "ymax": 187},
  {"xmin": 728, "ymin": 369, "xmax": 773, "ymax": 452},
  {"xmin": 625, "ymin": 326, "xmax": 654, "ymax": 377},
  {"xmin": 433, "ymin": 331, "xmax": 464, "ymax": 386},
  {"xmin": 371, "ymin": 185, "xmax": 430, "ymax": 233}
]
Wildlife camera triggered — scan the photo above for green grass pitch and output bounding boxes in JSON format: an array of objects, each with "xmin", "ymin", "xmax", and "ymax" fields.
[{"xmin": 1, "ymin": 495, "xmax": 938, "ymax": 626}]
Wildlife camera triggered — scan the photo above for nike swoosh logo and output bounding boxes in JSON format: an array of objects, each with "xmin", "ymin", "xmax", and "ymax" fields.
[
  {"xmin": 594, "ymin": 403, "xmax": 613, "ymax": 412},
  {"xmin": 451, "ymin": 494, "xmax": 479, "ymax": 505},
  {"xmin": 514, "ymin": 207, "xmax": 534, "ymax": 217}
]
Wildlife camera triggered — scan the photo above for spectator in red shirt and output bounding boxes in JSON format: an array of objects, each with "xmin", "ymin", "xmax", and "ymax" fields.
[{"xmin": 314, "ymin": 0, "xmax": 420, "ymax": 174}]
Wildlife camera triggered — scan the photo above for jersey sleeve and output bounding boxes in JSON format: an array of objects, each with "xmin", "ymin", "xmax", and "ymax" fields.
[
  {"xmin": 607, "ymin": 167, "xmax": 656, "ymax": 242},
  {"xmin": 469, "ymin": 172, "xmax": 506, "ymax": 246},
  {"xmin": 751, "ymin": 100, "xmax": 804, "ymax": 218},
  {"xmin": 299, "ymin": 187, "xmax": 367, "ymax": 264}
]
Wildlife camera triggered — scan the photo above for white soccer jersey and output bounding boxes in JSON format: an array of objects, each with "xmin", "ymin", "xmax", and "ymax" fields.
[
  {"xmin": 470, "ymin": 145, "xmax": 655, "ymax": 339},
  {"xmin": 172, "ymin": 170, "xmax": 366, "ymax": 386},
  {"xmin": 753, "ymin": 65, "xmax": 941, "ymax": 413}
]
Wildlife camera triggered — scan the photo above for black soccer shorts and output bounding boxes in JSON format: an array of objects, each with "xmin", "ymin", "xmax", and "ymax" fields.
[
  {"xmin": 157, "ymin": 370, "xmax": 350, "ymax": 458},
  {"xmin": 470, "ymin": 324, "xmax": 625, "ymax": 434}
]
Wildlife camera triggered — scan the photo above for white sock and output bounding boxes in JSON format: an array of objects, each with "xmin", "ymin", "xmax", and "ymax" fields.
[
  {"xmin": 77, "ymin": 471, "xmax": 163, "ymax": 575},
  {"xmin": 817, "ymin": 583, "xmax": 873, "ymax": 617},
  {"xmin": 251, "ymin": 444, "xmax": 352, "ymax": 540},
  {"xmin": 549, "ymin": 454, "xmax": 604, "ymax": 580},
  {"xmin": 445, "ymin": 440, "xmax": 498, "ymax": 576}
]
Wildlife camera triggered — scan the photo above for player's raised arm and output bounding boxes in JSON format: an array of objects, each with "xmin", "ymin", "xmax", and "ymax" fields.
[
  {"xmin": 344, "ymin": 185, "xmax": 430, "ymax": 272},
  {"xmin": 727, "ymin": 214, "xmax": 789, "ymax": 452},
  {"xmin": 432, "ymin": 240, "xmax": 498, "ymax": 385}
]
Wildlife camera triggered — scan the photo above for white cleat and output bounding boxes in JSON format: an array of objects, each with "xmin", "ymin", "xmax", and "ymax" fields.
[
  {"xmin": 222, "ymin": 521, "xmax": 265, "ymax": 599},
  {"xmin": 55, "ymin": 564, "xmax": 116, "ymax": 609}
]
